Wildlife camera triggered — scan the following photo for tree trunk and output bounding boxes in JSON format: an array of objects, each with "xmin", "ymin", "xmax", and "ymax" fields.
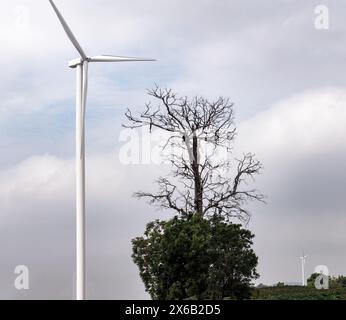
[{"xmin": 192, "ymin": 134, "xmax": 203, "ymax": 216}]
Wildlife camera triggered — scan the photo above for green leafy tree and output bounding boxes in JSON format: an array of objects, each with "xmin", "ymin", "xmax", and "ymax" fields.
[
  {"xmin": 132, "ymin": 214, "xmax": 258, "ymax": 300},
  {"xmin": 126, "ymin": 88, "xmax": 263, "ymax": 299},
  {"xmin": 307, "ymin": 273, "xmax": 320, "ymax": 287},
  {"xmin": 307, "ymin": 273, "xmax": 346, "ymax": 289},
  {"xmin": 330, "ymin": 275, "xmax": 346, "ymax": 288}
]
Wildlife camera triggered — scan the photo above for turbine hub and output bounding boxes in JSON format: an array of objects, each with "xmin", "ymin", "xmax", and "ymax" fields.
[{"xmin": 68, "ymin": 58, "xmax": 85, "ymax": 68}]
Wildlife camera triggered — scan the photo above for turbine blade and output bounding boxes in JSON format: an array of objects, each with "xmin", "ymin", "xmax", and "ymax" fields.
[
  {"xmin": 49, "ymin": 0, "xmax": 87, "ymax": 59},
  {"xmin": 88, "ymin": 55, "xmax": 156, "ymax": 63}
]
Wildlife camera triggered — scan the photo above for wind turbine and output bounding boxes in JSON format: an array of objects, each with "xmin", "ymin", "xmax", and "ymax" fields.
[
  {"xmin": 300, "ymin": 253, "xmax": 308, "ymax": 286},
  {"xmin": 48, "ymin": 0, "xmax": 155, "ymax": 300}
]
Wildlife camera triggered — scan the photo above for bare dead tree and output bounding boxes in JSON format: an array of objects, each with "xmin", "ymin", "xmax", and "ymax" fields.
[{"xmin": 123, "ymin": 85, "xmax": 264, "ymax": 223}]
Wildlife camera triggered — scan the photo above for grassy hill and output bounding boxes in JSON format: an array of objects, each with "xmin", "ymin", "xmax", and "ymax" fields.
[{"xmin": 252, "ymin": 286, "xmax": 346, "ymax": 300}]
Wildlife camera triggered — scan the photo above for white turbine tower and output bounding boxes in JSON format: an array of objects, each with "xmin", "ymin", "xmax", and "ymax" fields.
[
  {"xmin": 300, "ymin": 254, "xmax": 308, "ymax": 286},
  {"xmin": 48, "ymin": 0, "xmax": 155, "ymax": 300}
]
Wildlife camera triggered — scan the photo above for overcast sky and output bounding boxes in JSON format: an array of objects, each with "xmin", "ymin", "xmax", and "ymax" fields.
[{"xmin": 0, "ymin": 0, "xmax": 346, "ymax": 299}]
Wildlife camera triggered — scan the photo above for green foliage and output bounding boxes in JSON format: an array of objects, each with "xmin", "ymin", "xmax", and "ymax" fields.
[
  {"xmin": 132, "ymin": 214, "xmax": 258, "ymax": 300},
  {"xmin": 307, "ymin": 273, "xmax": 346, "ymax": 289},
  {"xmin": 330, "ymin": 275, "xmax": 346, "ymax": 289},
  {"xmin": 253, "ymin": 274, "xmax": 346, "ymax": 300},
  {"xmin": 307, "ymin": 273, "xmax": 320, "ymax": 287},
  {"xmin": 252, "ymin": 285, "xmax": 346, "ymax": 300}
]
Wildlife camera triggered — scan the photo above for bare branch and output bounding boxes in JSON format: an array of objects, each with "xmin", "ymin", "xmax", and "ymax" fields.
[{"xmin": 124, "ymin": 87, "xmax": 264, "ymax": 222}]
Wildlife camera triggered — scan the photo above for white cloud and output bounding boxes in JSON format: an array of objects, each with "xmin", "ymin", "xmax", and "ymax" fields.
[
  {"xmin": 0, "ymin": 152, "xmax": 169, "ymax": 299},
  {"xmin": 237, "ymin": 87, "xmax": 346, "ymax": 160},
  {"xmin": 235, "ymin": 88, "xmax": 346, "ymax": 285}
]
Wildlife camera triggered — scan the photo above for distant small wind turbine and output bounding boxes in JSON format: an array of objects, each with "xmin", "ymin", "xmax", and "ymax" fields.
[
  {"xmin": 48, "ymin": 0, "xmax": 155, "ymax": 300},
  {"xmin": 300, "ymin": 253, "xmax": 308, "ymax": 286}
]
